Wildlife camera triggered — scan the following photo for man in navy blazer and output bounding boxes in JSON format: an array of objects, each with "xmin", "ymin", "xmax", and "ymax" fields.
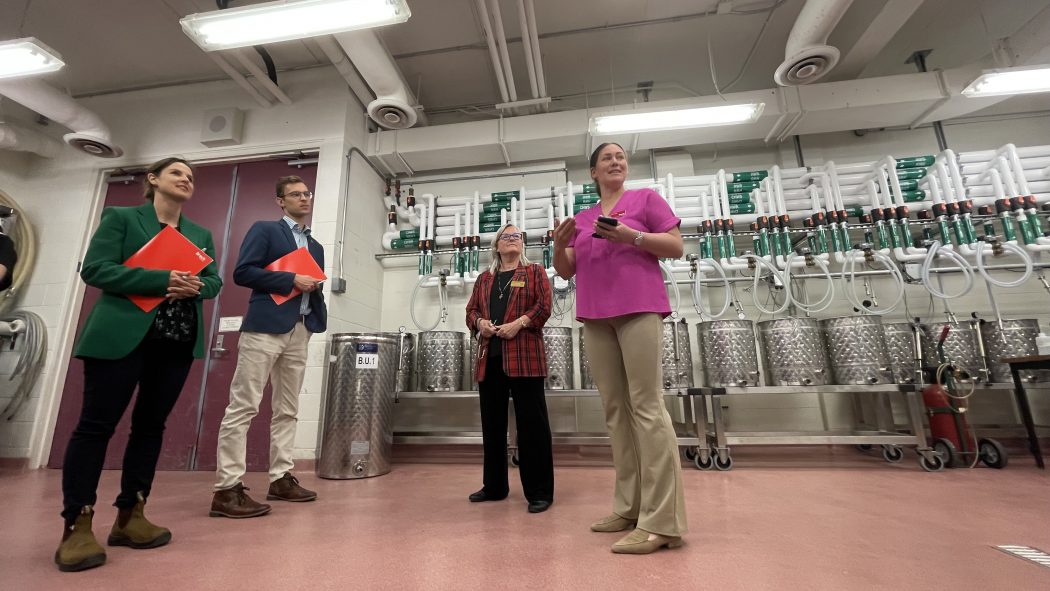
[{"xmin": 211, "ymin": 175, "xmax": 327, "ymax": 519}]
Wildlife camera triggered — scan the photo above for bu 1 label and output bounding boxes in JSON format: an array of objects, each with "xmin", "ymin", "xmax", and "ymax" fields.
[{"xmin": 355, "ymin": 342, "xmax": 379, "ymax": 369}]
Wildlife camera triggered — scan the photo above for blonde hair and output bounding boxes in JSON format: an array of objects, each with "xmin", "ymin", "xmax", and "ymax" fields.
[{"xmin": 487, "ymin": 223, "xmax": 532, "ymax": 275}]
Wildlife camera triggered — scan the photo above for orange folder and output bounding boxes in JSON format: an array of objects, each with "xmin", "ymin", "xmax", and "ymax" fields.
[
  {"xmin": 123, "ymin": 225, "xmax": 214, "ymax": 313},
  {"xmin": 265, "ymin": 247, "xmax": 326, "ymax": 305}
]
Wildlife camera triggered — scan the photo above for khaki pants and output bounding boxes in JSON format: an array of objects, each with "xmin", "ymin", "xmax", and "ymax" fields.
[
  {"xmin": 583, "ymin": 313, "xmax": 687, "ymax": 536},
  {"xmin": 214, "ymin": 323, "xmax": 311, "ymax": 490}
]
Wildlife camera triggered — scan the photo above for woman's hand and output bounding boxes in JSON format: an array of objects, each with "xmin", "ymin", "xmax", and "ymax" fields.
[
  {"xmin": 494, "ymin": 318, "xmax": 525, "ymax": 339},
  {"xmin": 593, "ymin": 218, "xmax": 638, "ymax": 244},
  {"xmin": 552, "ymin": 217, "xmax": 576, "ymax": 250},
  {"xmin": 477, "ymin": 319, "xmax": 498, "ymax": 337},
  {"xmin": 167, "ymin": 271, "xmax": 203, "ymax": 300}
]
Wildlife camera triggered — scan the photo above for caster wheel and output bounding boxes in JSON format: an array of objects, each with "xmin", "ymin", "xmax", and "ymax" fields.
[
  {"xmin": 510, "ymin": 454, "xmax": 519, "ymax": 467},
  {"xmin": 978, "ymin": 438, "xmax": 1008, "ymax": 469},
  {"xmin": 714, "ymin": 455, "xmax": 733, "ymax": 471},
  {"xmin": 855, "ymin": 444, "xmax": 874, "ymax": 452},
  {"xmin": 683, "ymin": 447, "xmax": 698, "ymax": 461},
  {"xmin": 920, "ymin": 453, "xmax": 945, "ymax": 472},
  {"xmin": 933, "ymin": 438, "xmax": 958, "ymax": 468},
  {"xmin": 882, "ymin": 445, "xmax": 904, "ymax": 463},
  {"xmin": 694, "ymin": 453, "xmax": 714, "ymax": 471}
]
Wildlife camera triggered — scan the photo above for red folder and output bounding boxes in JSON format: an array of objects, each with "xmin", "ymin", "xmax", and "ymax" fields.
[
  {"xmin": 265, "ymin": 247, "xmax": 327, "ymax": 305},
  {"xmin": 123, "ymin": 225, "xmax": 214, "ymax": 313}
]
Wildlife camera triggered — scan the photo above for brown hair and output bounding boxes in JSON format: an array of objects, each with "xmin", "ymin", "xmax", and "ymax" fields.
[
  {"xmin": 276, "ymin": 175, "xmax": 305, "ymax": 197},
  {"xmin": 588, "ymin": 142, "xmax": 625, "ymax": 197},
  {"xmin": 143, "ymin": 157, "xmax": 193, "ymax": 201}
]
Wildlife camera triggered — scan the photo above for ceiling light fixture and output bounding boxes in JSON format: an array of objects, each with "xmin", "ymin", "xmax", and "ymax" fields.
[
  {"xmin": 591, "ymin": 103, "xmax": 766, "ymax": 135},
  {"xmin": 180, "ymin": 0, "xmax": 412, "ymax": 52},
  {"xmin": 0, "ymin": 38, "xmax": 64, "ymax": 80},
  {"xmin": 961, "ymin": 65, "xmax": 1050, "ymax": 98}
]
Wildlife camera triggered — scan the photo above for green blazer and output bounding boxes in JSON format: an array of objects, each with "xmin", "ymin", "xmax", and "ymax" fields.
[{"xmin": 73, "ymin": 202, "xmax": 222, "ymax": 360}]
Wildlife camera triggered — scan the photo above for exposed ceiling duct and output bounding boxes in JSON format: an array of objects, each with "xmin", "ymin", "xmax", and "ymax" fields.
[
  {"xmin": 0, "ymin": 121, "xmax": 64, "ymax": 158},
  {"xmin": 0, "ymin": 78, "xmax": 123, "ymax": 158},
  {"xmin": 333, "ymin": 30, "xmax": 423, "ymax": 130},
  {"xmin": 774, "ymin": 0, "xmax": 855, "ymax": 86}
]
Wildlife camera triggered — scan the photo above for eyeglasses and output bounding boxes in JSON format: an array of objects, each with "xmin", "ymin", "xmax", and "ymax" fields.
[
  {"xmin": 499, "ymin": 232, "xmax": 522, "ymax": 241},
  {"xmin": 280, "ymin": 191, "xmax": 314, "ymax": 201}
]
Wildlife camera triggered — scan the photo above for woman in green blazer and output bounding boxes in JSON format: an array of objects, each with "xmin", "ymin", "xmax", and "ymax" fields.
[{"xmin": 56, "ymin": 157, "xmax": 222, "ymax": 572}]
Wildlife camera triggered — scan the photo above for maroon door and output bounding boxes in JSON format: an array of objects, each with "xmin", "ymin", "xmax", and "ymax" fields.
[
  {"xmin": 49, "ymin": 158, "xmax": 317, "ymax": 473},
  {"xmin": 48, "ymin": 163, "xmax": 236, "ymax": 469},
  {"xmin": 192, "ymin": 159, "xmax": 317, "ymax": 471}
]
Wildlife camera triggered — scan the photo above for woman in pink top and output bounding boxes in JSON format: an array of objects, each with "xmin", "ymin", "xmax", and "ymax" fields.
[{"xmin": 552, "ymin": 143, "xmax": 687, "ymax": 554}]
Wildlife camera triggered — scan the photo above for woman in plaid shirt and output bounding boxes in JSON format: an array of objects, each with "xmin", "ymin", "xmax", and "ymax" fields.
[{"xmin": 465, "ymin": 223, "xmax": 554, "ymax": 514}]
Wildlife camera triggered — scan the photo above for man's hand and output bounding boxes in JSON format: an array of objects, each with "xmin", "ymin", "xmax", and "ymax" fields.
[{"xmin": 294, "ymin": 274, "xmax": 321, "ymax": 293}]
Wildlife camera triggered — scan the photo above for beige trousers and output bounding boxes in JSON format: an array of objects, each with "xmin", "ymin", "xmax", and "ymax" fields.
[
  {"xmin": 583, "ymin": 313, "xmax": 687, "ymax": 536},
  {"xmin": 214, "ymin": 322, "xmax": 311, "ymax": 490}
]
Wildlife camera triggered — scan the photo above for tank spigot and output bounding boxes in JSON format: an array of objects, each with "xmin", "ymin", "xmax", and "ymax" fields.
[
  {"xmin": 858, "ymin": 242, "xmax": 875, "ymax": 263},
  {"xmin": 686, "ymin": 253, "xmax": 698, "ymax": 276},
  {"xmin": 796, "ymin": 246, "xmax": 815, "ymax": 266}
]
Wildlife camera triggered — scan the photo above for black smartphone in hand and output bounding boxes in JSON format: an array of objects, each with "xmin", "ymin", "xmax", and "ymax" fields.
[{"xmin": 593, "ymin": 215, "xmax": 619, "ymax": 238}]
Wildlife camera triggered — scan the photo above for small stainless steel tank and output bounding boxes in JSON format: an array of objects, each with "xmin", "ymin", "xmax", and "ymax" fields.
[
  {"xmin": 662, "ymin": 320, "xmax": 694, "ymax": 389},
  {"xmin": 757, "ymin": 317, "xmax": 830, "ymax": 386},
  {"xmin": 542, "ymin": 327, "xmax": 574, "ymax": 390},
  {"xmin": 395, "ymin": 330, "xmax": 414, "ymax": 392},
  {"xmin": 820, "ymin": 315, "xmax": 894, "ymax": 385},
  {"xmin": 980, "ymin": 318, "xmax": 1045, "ymax": 383},
  {"xmin": 883, "ymin": 322, "xmax": 922, "ymax": 384},
  {"xmin": 920, "ymin": 321, "xmax": 985, "ymax": 380},
  {"xmin": 417, "ymin": 331, "xmax": 466, "ymax": 391},
  {"xmin": 317, "ymin": 333, "xmax": 400, "ymax": 479},
  {"xmin": 697, "ymin": 320, "xmax": 759, "ymax": 387},
  {"xmin": 579, "ymin": 329, "xmax": 597, "ymax": 390}
]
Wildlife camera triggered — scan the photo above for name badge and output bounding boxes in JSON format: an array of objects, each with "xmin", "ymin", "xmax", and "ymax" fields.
[{"xmin": 510, "ymin": 280, "xmax": 525, "ymax": 287}]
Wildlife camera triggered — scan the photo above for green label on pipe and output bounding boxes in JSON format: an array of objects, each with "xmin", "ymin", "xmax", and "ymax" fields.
[
  {"xmin": 901, "ymin": 190, "xmax": 927, "ymax": 203},
  {"xmin": 399, "ymin": 229, "xmax": 420, "ymax": 240},
  {"xmin": 896, "ymin": 156, "xmax": 935, "ymax": 169},
  {"xmin": 890, "ymin": 179, "xmax": 919, "ymax": 192},
  {"xmin": 896, "ymin": 168, "xmax": 927, "ymax": 181},
  {"xmin": 727, "ymin": 193, "xmax": 751, "ymax": 204},
  {"xmin": 725, "ymin": 181, "xmax": 761, "ymax": 194},
  {"xmin": 482, "ymin": 201, "xmax": 511, "ymax": 214},
  {"xmin": 729, "ymin": 202, "xmax": 755, "ymax": 214},
  {"xmin": 491, "ymin": 191, "xmax": 519, "ymax": 199},
  {"xmin": 580, "ymin": 183, "xmax": 597, "ymax": 193},
  {"xmin": 389, "ymin": 238, "xmax": 417, "ymax": 249},
  {"xmin": 478, "ymin": 211, "xmax": 504, "ymax": 223},
  {"xmin": 731, "ymin": 170, "xmax": 768, "ymax": 182},
  {"xmin": 481, "ymin": 222, "xmax": 504, "ymax": 233},
  {"xmin": 845, "ymin": 207, "xmax": 863, "ymax": 217},
  {"xmin": 573, "ymin": 203, "xmax": 594, "ymax": 214},
  {"xmin": 575, "ymin": 193, "xmax": 600, "ymax": 205}
]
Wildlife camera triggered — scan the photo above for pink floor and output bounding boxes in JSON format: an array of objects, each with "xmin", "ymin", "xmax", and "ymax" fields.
[{"xmin": 2, "ymin": 447, "xmax": 1049, "ymax": 590}]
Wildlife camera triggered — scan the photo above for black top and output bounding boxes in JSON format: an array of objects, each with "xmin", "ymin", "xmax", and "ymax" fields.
[
  {"xmin": 146, "ymin": 223, "xmax": 197, "ymax": 343},
  {"xmin": 487, "ymin": 269, "xmax": 515, "ymax": 357},
  {"xmin": 0, "ymin": 233, "xmax": 17, "ymax": 292}
]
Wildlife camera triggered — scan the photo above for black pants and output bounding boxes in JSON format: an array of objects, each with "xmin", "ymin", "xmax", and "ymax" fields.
[
  {"xmin": 61, "ymin": 338, "xmax": 194, "ymax": 524},
  {"xmin": 478, "ymin": 355, "xmax": 554, "ymax": 503}
]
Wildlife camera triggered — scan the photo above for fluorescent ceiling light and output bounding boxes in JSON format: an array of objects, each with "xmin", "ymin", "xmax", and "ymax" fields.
[
  {"xmin": 961, "ymin": 65, "xmax": 1050, "ymax": 98},
  {"xmin": 180, "ymin": 0, "xmax": 411, "ymax": 52},
  {"xmin": 0, "ymin": 38, "xmax": 64, "ymax": 80},
  {"xmin": 591, "ymin": 103, "xmax": 765, "ymax": 135}
]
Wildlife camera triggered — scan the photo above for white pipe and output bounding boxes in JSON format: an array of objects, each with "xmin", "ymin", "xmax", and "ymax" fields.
[
  {"xmin": 0, "ymin": 78, "xmax": 125, "ymax": 156},
  {"xmin": 525, "ymin": 0, "xmax": 546, "ymax": 97},
  {"xmin": 333, "ymin": 30, "xmax": 421, "ymax": 128},
  {"xmin": 864, "ymin": 180, "xmax": 880, "ymax": 209},
  {"xmin": 996, "ymin": 157, "xmax": 1019, "ymax": 197},
  {"xmin": 982, "ymin": 168, "xmax": 1007, "ymax": 201},
  {"xmin": 943, "ymin": 150, "xmax": 968, "ymax": 202},
  {"xmin": 474, "ymin": 192, "xmax": 481, "ymax": 234},
  {"xmin": 519, "ymin": 186, "xmax": 527, "ymax": 230},
  {"xmin": 776, "ymin": 0, "xmax": 855, "ymax": 86},
  {"xmin": 958, "ymin": 146, "xmax": 1050, "ymax": 163},
  {"xmin": 547, "ymin": 203, "xmax": 554, "ymax": 231},
  {"xmin": 0, "ymin": 122, "xmax": 63, "ymax": 158},
  {"xmin": 515, "ymin": 0, "xmax": 539, "ymax": 99},
  {"xmin": 454, "ymin": 212, "xmax": 461, "ymax": 239},
  {"xmin": 487, "ymin": 0, "xmax": 518, "ymax": 102},
  {"xmin": 772, "ymin": 166, "xmax": 788, "ymax": 215},
  {"xmin": 998, "ymin": 144, "xmax": 1032, "ymax": 196},
  {"xmin": 316, "ymin": 37, "xmax": 375, "ymax": 108},
  {"xmin": 232, "ymin": 49, "xmax": 292, "ymax": 105},
  {"xmin": 473, "ymin": 0, "xmax": 510, "ymax": 103},
  {"xmin": 717, "ymin": 170, "xmax": 730, "ymax": 219}
]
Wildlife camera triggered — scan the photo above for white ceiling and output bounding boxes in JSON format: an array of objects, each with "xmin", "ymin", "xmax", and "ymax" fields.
[{"xmin": 1, "ymin": 0, "xmax": 1049, "ymax": 126}]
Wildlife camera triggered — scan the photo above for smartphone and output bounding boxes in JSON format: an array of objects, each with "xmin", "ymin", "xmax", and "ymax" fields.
[{"xmin": 593, "ymin": 215, "xmax": 619, "ymax": 238}]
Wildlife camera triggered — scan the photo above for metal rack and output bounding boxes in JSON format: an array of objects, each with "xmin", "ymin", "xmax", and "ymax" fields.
[
  {"xmin": 392, "ymin": 389, "xmax": 704, "ymax": 454},
  {"xmin": 684, "ymin": 384, "xmax": 945, "ymax": 472}
]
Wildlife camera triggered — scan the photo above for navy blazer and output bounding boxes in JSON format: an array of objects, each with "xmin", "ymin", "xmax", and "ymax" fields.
[{"xmin": 233, "ymin": 219, "xmax": 327, "ymax": 334}]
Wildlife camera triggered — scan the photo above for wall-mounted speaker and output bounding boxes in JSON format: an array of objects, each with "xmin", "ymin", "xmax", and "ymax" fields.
[{"xmin": 200, "ymin": 107, "xmax": 244, "ymax": 147}]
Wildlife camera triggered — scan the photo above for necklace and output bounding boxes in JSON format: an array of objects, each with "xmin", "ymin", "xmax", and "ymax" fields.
[{"xmin": 495, "ymin": 272, "xmax": 514, "ymax": 300}]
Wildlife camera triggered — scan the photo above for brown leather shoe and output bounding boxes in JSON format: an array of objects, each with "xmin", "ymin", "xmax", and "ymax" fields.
[
  {"xmin": 108, "ymin": 493, "xmax": 171, "ymax": 549},
  {"xmin": 209, "ymin": 483, "xmax": 271, "ymax": 518},
  {"xmin": 267, "ymin": 473, "xmax": 317, "ymax": 502},
  {"xmin": 55, "ymin": 506, "xmax": 106, "ymax": 572}
]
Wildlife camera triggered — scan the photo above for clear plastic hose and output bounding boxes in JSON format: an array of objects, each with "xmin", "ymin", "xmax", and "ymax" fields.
[
  {"xmin": 842, "ymin": 251, "xmax": 905, "ymax": 315},
  {"xmin": 410, "ymin": 273, "xmax": 447, "ymax": 331},
  {"xmin": 743, "ymin": 254, "xmax": 791, "ymax": 315},
  {"xmin": 975, "ymin": 240, "xmax": 1032, "ymax": 288},
  {"xmin": 660, "ymin": 260, "xmax": 682, "ymax": 318},
  {"xmin": 920, "ymin": 241, "xmax": 974, "ymax": 299},
  {"xmin": 692, "ymin": 258, "xmax": 731, "ymax": 318},
  {"xmin": 783, "ymin": 254, "xmax": 835, "ymax": 314}
]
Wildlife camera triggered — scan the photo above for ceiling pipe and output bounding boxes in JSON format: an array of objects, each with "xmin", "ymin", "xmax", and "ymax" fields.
[
  {"xmin": 516, "ymin": 0, "xmax": 539, "ymax": 99},
  {"xmin": 315, "ymin": 37, "xmax": 377, "ymax": 109},
  {"xmin": 524, "ymin": 0, "xmax": 546, "ymax": 98},
  {"xmin": 474, "ymin": 0, "xmax": 510, "ymax": 103},
  {"xmin": 0, "ymin": 78, "xmax": 124, "ymax": 158},
  {"xmin": 206, "ymin": 53, "xmax": 273, "ymax": 108},
  {"xmin": 774, "ymin": 0, "xmax": 855, "ymax": 87},
  {"xmin": 333, "ymin": 30, "xmax": 423, "ymax": 130},
  {"xmin": 231, "ymin": 48, "xmax": 292, "ymax": 105},
  {"xmin": 487, "ymin": 0, "xmax": 518, "ymax": 102},
  {"xmin": 0, "ymin": 122, "xmax": 64, "ymax": 158}
]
